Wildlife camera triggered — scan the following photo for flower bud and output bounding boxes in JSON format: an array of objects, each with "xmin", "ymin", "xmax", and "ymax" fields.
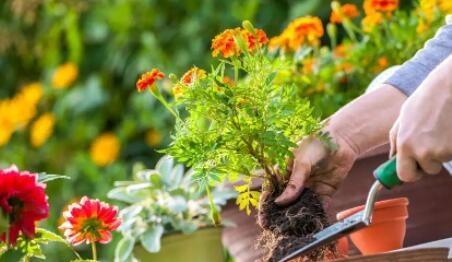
[
  {"xmin": 234, "ymin": 34, "xmax": 248, "ymax": 53},
  {"xmin": 331, "ymin": 1, "xmax": 341, "ymax": 13},
  {"xmin": 168, "ymin": 73, "xmax": 178, "ymax": 82},
  {"xmin": 242, "ymin": 20, "xmax": 256, "ymax": 34}
]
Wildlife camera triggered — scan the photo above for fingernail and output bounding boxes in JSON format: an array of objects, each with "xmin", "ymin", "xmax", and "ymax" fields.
[{"xmin": 275, "ymin": 193, "xmax": 286, "ymax": 204}]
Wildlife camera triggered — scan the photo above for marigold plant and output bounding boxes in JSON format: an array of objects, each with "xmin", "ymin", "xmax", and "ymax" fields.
[{"xmin": 137, "ymin": 21, "xmax": 321, "ymax": 216}]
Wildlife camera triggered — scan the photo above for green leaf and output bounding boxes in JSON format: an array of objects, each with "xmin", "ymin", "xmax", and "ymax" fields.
[
  {"xmin": 139, "ymin": 225, "xmax": 164, "ymax": 253},
  {"xmin": 114, "ymin": 236, "xmax": 135, "ymax": 262},
  {"xmin": 38, "ymin": 173, "xmax": 70, "ymax": 183},
  {"xmin": 36, "ymin": 228, "xmax": 67, "ymax": 244},
  {"xmin": 0, "ymin": 248, "xmax": 25, "ymax": 261}
]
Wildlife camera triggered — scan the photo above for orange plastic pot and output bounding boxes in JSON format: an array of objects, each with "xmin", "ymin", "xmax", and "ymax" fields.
[{"xmin": 336, "ymin": 197, "xmax": 409, "ymax": 255}]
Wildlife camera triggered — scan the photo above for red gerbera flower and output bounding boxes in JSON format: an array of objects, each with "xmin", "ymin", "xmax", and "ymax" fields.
[
  {"xmin": 59, "ymin": 196, "xmax": 120, "ymax": 246},
  {"xmin": 136, "ymin": 69, "xmax": 165, "ymax": 92},
  {"xmin": 0, "ymin": 165, "xmax": 49, "ymax": 245}
]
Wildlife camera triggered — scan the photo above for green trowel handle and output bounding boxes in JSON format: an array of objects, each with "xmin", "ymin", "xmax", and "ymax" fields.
[{"xmin": 373, "ymin": 157, "xmax": 402, "ymax": 189}]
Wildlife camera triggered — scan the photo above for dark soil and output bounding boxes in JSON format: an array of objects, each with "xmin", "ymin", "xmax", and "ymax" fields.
[{"xmin": 258, "ymin": 188, "xmax": 338, "ymax": 262}]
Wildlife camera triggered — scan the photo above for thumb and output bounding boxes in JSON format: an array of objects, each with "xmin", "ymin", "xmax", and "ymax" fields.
[
  {"xmin": 389, "ymin": 120, "xmax": 399, "ymax": 158},
  {"xmin": 275, "ymin": 159, "xmax": 310, "ymax": 206}
]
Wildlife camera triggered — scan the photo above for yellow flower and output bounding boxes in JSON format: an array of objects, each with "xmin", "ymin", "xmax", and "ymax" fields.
[
  {"xmin": 90, "ymin": 133, "xmax": 120, "ymax": 167},
  {"xmin": 20, "ymin": 83, "xmax": 43, "ymax": 105},
  {"xmin": 418, "ymin": 0, "xmax": 438, "ymax": 21},
  {"xmin": 0, "ymin": 101, "xmax": 14, "ymax": 147},
  {"xmin": 52, "ymin": 63, "xmax": 78, "ymax": 89},
  {"xmin": 30, "ymin": 113, "xmax": 55, "ymax": 148},
  {"xmin": 417, "ymin": 20, "xmax": 429, "ymax": 34},
  {"xmin": 146, "ymin": 129, "xmax": 162, "ymax": 147},
  {"xmin": 362, "ymin": 12, "xmax": 384, "ymax": 32},
  {"xmin": 8, "ymin": 83, "xmax": 44, "ymax": 129},
  {"xmin": 439, "ymin": 0, "xmax": 452, "ymax": 13}
]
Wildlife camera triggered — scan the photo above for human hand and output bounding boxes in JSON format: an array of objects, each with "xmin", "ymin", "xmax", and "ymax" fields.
[
  {"xmin": 389, "ymin": 55, "xmax": 452, "ymax": 182},
  {"xmin": 275, "ymin": 131, "xmax": 358, "ymax": 207}
]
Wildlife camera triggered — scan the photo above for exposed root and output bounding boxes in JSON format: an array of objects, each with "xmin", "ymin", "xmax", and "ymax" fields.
[{"xmin": 257, "ymin": 188, "xmax": 338, "ymax": 262}]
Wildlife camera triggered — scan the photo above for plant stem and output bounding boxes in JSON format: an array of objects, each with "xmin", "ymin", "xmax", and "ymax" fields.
[{"xmin": 91, "ymin": 242, "xmax": 97, "ymax": 261}]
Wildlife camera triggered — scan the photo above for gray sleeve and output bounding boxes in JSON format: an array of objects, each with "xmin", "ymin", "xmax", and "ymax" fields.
[{"xmin": 384, "ymin": 24, "xmax": 452, "ymax": 96}]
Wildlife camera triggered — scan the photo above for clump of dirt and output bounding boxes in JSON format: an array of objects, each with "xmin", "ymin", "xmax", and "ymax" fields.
[{"xmin": 258, "ymin": 188, "xmax": 338, "ymax": 262}]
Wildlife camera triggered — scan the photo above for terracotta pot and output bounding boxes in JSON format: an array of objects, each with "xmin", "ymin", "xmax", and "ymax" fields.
[
  {"xmin": 336, "ymin": 197, "xmax": 409, "ymax": 255},
  {"xmin": 337, "ymin": 237, "xmax": 350, "ymax": 257}
]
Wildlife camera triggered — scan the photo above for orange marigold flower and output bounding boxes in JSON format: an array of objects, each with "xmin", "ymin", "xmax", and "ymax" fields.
[
  {"xmin": 302, "ymin": 58, "xmax": 316, "ymax": 74},
  {"xmin": 286, "ymin": 16, "xmax": 324, "ymax": 51},
  {"xmin": 222, "ymin": 76, "xmax": 236, "ymax": 87},
  {"xmin": 59, "ymin": 197, "xmax": 120, "ymax": 246},
  {"xmin": 211, "ymin": 28, "xmax": 242, "ymax": 58},
  {"xmin": 336, "ymin": 61, "xmax": 354, "ymax": 73},
  {"xmin": 242, "ymin": 29, "xmax": 269, "ymax": 51},
  {"xmin": 362, "ymin": 12, "xmax": 384, "ymax": 32},
  {"xmin": 181, "ymin": 66, "xmax": 207, "ymax": 86},
  {"xmin": 330, "ymin": 4, "xmax": 360, "ymax": 24},
  {"xmin": 269, "ymin": 32, "xmax": 291, "ymax": 52},
  {"xmin": 375, "ymin": 56, "xmax": 389, "ymax": 71},
  {"xmin": 333, "ymin": 44, "xmax": 351, "ymax": 58},
  {"xmin": 364, "ymin": 0, "xmax": 399, "ymax": 15},
  {"xmin": 136, "ymin": 69, "xmax": 165, "ymax": 92}
]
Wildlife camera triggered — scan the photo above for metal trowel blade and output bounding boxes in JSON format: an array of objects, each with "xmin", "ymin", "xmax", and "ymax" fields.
[{"xmin": 278, "ymin": 210, "xmax": 369, "ymax": 262}]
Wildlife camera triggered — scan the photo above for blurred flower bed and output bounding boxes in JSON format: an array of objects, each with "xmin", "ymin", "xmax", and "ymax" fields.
[{"xmin": 0, "ymin": 0, "xmax": 450, "ymax": 260}]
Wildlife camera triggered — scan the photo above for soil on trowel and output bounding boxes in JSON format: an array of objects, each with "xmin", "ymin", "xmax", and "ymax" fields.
[{"xmin": 258, "ymin": 188, "xmax": 339, "ymax": 262}]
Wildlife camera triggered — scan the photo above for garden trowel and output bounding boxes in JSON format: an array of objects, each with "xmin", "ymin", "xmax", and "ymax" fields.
[{"xmin": 278, "ymin": 157, "xmax": 401, "ymax": 262}]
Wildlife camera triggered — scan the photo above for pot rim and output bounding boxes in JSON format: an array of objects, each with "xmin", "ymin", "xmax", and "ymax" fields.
[{"xmin": 336, "ymin": 197, "xmax": 409, "ymax": 220}]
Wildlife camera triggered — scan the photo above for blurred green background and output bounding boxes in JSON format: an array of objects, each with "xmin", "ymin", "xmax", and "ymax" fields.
[{"xmin": 0, "ymin": 0, "xmax": 445, "ymax": 260}]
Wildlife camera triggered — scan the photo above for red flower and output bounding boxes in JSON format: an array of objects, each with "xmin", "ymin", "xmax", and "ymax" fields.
[
  {"xmin": 59, "ymin": 196, "xmax": 120, "ymax": 245},
  {"xmin": 0, "ymin": 166, "xmax": 49, "ymax": 245},
  {"xmin": 136, "ymin": 69, "xmax": 165, "ymax": 92}
]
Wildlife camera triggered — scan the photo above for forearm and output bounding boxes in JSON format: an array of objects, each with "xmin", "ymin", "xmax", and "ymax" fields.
[
  {"xmin": 385, "ymin": 23, "xmax": 452, "ymax": 96},
  {"xmin": 325, "ymin": 84, "xmax": 406, "ymax": 156}
]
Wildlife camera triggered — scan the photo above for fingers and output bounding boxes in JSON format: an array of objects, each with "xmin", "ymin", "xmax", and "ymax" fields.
[
  {"xmin": 417, "ymin": 158, "xmax": 443, "ymax": 175},
  {"xmin": 275, "ymin": 159, "xmax": 310, "ymax": 206},
  {"xmin": 397, "ymin": 152, "xmax": 425, "ymax": 182}
]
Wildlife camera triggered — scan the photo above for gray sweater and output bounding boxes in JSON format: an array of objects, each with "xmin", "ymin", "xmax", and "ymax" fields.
[{"xmin": 385, "ymin": 18, "xmax": 452, "ymax": 96}]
